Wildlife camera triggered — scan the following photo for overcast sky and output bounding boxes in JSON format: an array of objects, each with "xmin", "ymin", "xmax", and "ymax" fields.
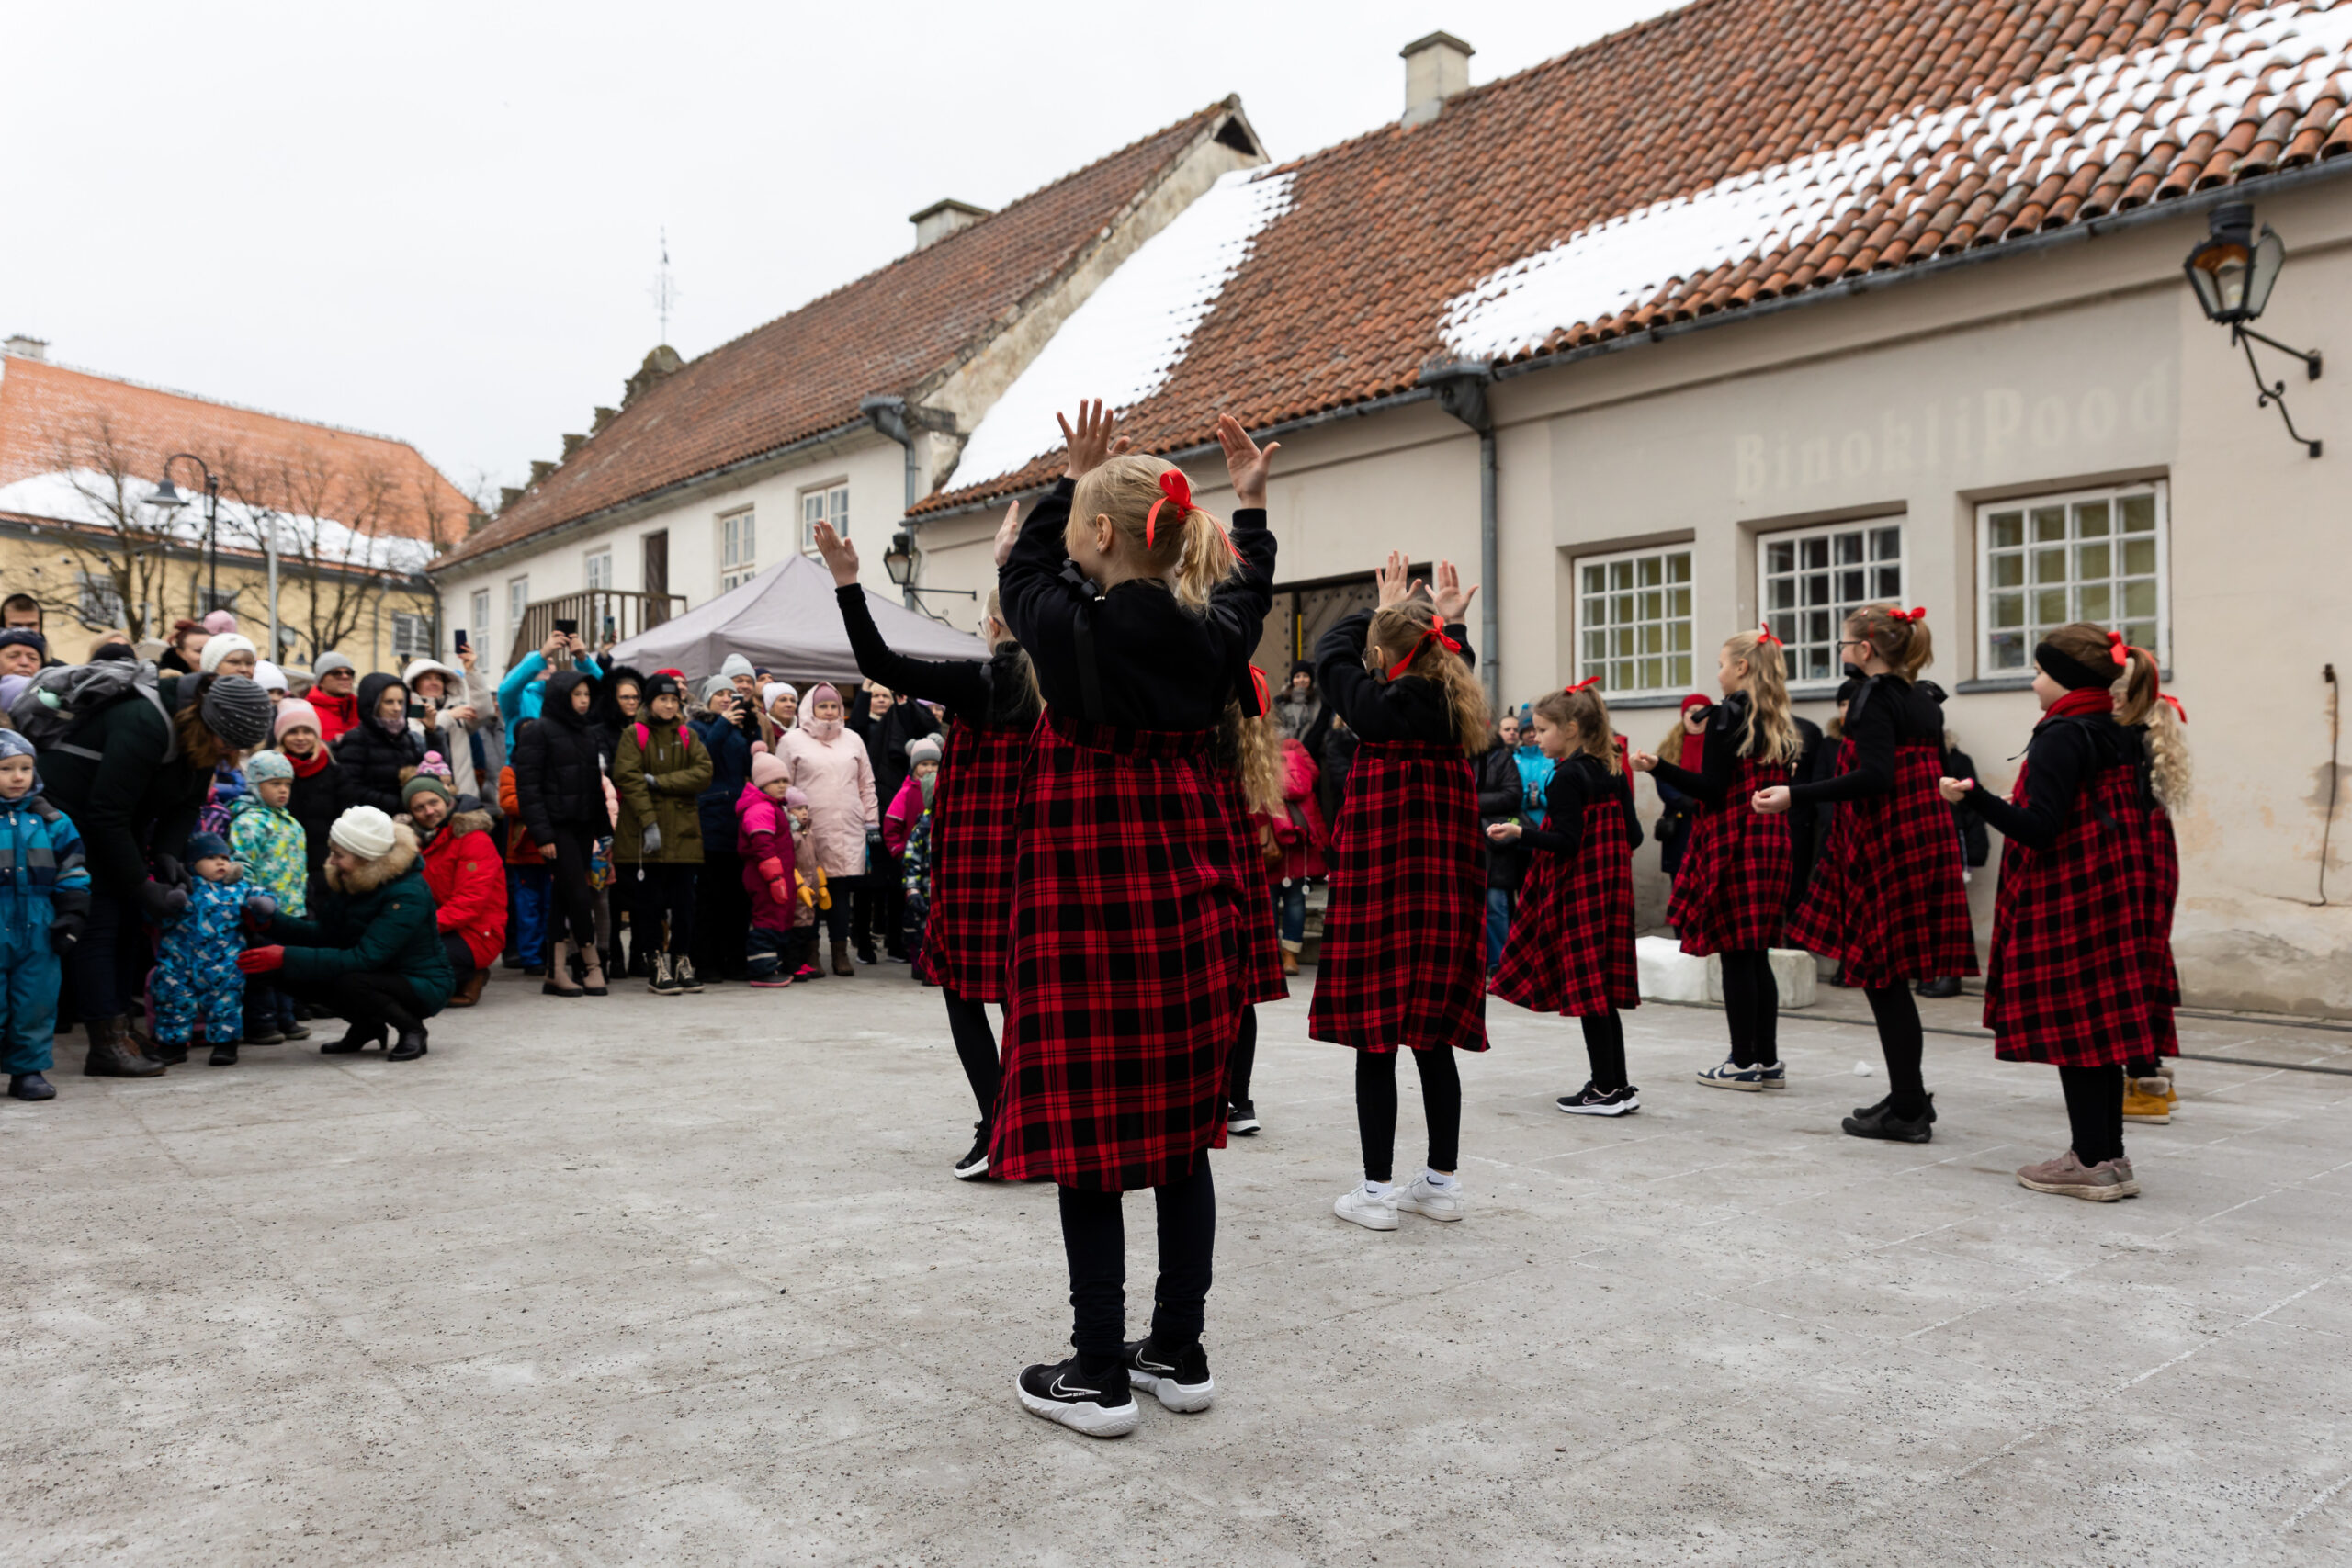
[{"xmin": 3, "ymin": 1, "xmax": 1681, "ymax": 500}]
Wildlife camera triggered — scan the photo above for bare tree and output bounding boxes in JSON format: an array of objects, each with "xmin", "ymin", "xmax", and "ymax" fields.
[
  {"xmin": 212, "ymin": 441, "xmax": 413, "ymax": 660},
  {"xmin": 33, "ymin": 415, "xmax": 184, "ymax": 641}
]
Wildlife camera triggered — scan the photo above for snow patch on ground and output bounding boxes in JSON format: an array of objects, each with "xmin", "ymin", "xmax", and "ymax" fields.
[
  {"xmin": 1442, "ymin": 0, "xmax": 2351, "ymax": 361},
  {"xmin": 947, "ymin": 168, "xmax": 1297, "ymax": 490},
  {"xmin": 0, "ymin": 469, "xmax": 436, "ymax": 573}
]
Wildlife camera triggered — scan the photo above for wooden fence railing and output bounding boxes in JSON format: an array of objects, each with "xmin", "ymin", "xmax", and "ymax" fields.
[{"xmin": 507, "ymin": 589, "xmax": 686, "ymax": 669}]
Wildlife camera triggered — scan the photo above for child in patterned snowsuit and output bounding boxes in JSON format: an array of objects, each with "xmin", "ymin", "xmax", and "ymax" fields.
[
  {"xmin": 0, "ymin": 729, "xmax": 91, "ymax": 1102},
  {"xmin": 228, "ymin": 750, "xmax": 310, "ymax": 1045},
  {"xmin": 151, "ymin": 830, "xmax": 250, "ymax": 1067}
]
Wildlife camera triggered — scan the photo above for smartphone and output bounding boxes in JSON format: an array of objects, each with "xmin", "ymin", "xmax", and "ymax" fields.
[
  {"xmin": 453, "ymin": 628, "xmax": 469, "ymax": 652},
  {"xmin": 553, "ymin": 618, "xmax": 579, "ymax": 637}
]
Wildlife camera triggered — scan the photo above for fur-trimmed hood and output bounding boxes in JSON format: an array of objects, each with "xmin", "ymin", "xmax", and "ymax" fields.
[
  {"xmin": 324, "ymin": 820, "xmax": 420, "ymax": 894},
  {"xmin": 398, "ymin": 807, "xmax": 494, "ymax": 846}
]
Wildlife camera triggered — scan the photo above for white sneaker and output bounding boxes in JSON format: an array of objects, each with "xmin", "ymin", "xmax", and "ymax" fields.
[
  {"xmin": 1392, "ymin": 1173, "xmax": 1466, "ymax": 1223},
  {"xmin": 1333, "ymin": 1183, "xmax": 1399, "ymax": 1231}
]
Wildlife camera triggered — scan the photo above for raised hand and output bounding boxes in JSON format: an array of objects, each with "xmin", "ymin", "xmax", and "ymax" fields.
[
  {"xmin": 1214, "ymin": 414, "xmax": 1279, "ymax": 508},
  {"xmin": 1374, "ymin": 550, "xmax": 1424, "ymax": 610},
  {"xmin": 1057, "ymin": 399, "xmax": 1132, "ymax": 480},
  {"xmin": 812, "ymin": 521, "xmax": 860, "ymax": 587},
  {"xmin": 1430, "ymin": 560, "xmax": 1479, "ymax": 622},
  {"xmin": 992, "ymin": 501, "xmax": 1023, "ymax": 568}
]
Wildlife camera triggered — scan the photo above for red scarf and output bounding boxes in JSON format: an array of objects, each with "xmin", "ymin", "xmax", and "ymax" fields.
[
  {"xmin": 284, "ymin": 744, "xmax": 333, "ymax": 779},
  {"xmin": 1675, "ymin": 694, "xmax": 1710, "ymax": 771},
  {"xmin": 2038, "ymin": 687, "xmax": 2112, "ymax": 728}
]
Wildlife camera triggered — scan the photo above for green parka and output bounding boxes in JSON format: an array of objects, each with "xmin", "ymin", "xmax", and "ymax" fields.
[
  {"xmin": 613, "ymin": 716, "xmax": 713, "ymax": 865},
  {"xmin": 267, "ymin": 822, "xmax": 454, "ymax": 1013}
]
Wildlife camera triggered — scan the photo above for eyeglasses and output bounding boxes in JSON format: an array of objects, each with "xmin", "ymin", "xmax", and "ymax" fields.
[{"xmin": 1836, "ymin": 637, "xmax": 1870, "ymax": 649}]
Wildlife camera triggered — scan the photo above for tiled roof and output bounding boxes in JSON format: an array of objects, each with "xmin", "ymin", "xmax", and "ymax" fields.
[
  {"xmin": 0, "ymin": 354, "xmax": 469, "ymax": 545},
  {"xmin": 438, "ymin": 102, "xmax": 1243, "ymax": 570},
  {"xmin": 922, "ymin": 0, "xmax": 2352, "ymax": 513}
]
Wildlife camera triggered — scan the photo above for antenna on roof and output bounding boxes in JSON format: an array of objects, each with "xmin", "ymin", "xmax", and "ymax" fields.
[{"xmin": 650, "ymin": 228, "xmax": 682, "ymax": 344}]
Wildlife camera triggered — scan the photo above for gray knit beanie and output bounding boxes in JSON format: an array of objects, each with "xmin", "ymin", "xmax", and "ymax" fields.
[{"xmin": 200, "ymin": 674, "xmax": 275, "ymax": 750}]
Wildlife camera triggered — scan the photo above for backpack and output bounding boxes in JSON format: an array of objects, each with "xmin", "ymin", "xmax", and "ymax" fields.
[
  {"xmin": 9, "ymin": 660, "xmax": 179, "ymax": 764},
  {"xmin": 632, "ymin": 720, "xmax": 690, "ymax": 754}
]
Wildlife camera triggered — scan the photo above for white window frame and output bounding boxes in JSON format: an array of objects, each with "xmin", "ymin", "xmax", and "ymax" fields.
[
  {"xmin": 469, "ymin": 588, "xmax": 490, "ymax": 655},
  {"xmin": 719, "ymin": 506, "xmax": 758, "ymax": 592},
  {"xmin": 1976, "ymin": 480, "xmax": 2168, "ymax": 678},
  {"xmin": 507, "ymin": 575, "xmax": 528, "ymax": 640},
  {"xmin": 798, "ymin": 481, "xmax": 849, "ymax": 556},
  {"xmin": 76, "ymin": 571, "xmax": 124, "ymax": 629},
  {"xmin": 390, "ymin": 610, "xmax": 431, "ymax": 661},
  {"xmin": 1758, "ymin": 517, "xmax": 1905, "ymax": 690},
  {"xmin": 582, "ymin": 547, "xmax": 613, "ymax": 592},
  {"xmin": 1574, "ymin": 545, "xmax": 1695, "ymax": 699}
]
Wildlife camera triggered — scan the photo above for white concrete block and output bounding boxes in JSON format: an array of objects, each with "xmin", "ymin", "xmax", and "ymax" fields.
[
  {"xmin": 1700, "ymin": 946, "xmax": 1819, "ymax": 1008},
  {"xmin": 1637, "ymin": 936, "xmax": 1711, "ymax": 1003}
]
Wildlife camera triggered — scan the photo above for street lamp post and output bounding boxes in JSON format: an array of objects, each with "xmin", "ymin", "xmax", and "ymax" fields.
[
  {"xmin": 2183, "ymin": 201, "xmax": 2324, "ymax": 457},
  {"xmin": 148, "ymin": 453, "xmax": 223, "ymax": 622},
  {"xmin": 882, "ymin": 528, "xmax": 977, "ymax": 619}
]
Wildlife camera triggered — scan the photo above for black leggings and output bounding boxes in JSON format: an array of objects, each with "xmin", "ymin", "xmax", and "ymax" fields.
[
  {"xmin": 1866, "ymin": 983, "xmax": 1928, "ymax": 1118},
  {"xmin": 1719, "ymin": 949, "xmax": 1781, "ymax": 1066},
  {"xmin": 1356, "ymin": 1046, "xmax": 1461, "ymax": 1182},
  {"xmin": 439, "ymin": 930, "xmax": 477, "ymax": 983},
  {"xmin": 548, "ymin": 822, "xmax": 600, "ymax": 951},
  {"xmin": 1227, "ymin": 1008, "xmax": 1258, "ymax": 1103},
  {"xmin": 631, "ymin": 863, "xmax": 696, "ymax": 955},
  {"xmin": 1579, "ymin": 1010, "xmax": 1628, "ymax": 1091},
  {"xmin": 2060, "ymin": 1064, "xmax": 2127, "ymax": 1165},
  {"xmin": 1058, "ymin": 1158, "xmax": 1216, "ymax": 1362},
  {"xmin": 943, "ymin": 988, "xmax": 1001, "ymax": 1122},
  {"xmin": 281, "ymin": 971, "xmax": 429, "ymax": 1036}
]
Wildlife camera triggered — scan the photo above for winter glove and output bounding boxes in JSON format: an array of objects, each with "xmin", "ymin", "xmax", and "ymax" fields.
[
  {"xmin": 243, "ymin": 892, "xmax": 278, "ymax": 927},
  {"xmin": 756, "ymin": 857, "xmax": 786, "ymax": 884},
  {"xmin": 153, "ymin": 852, "xmax": 189, "ymax": 891},
  {"xmin": 50, "ymin": 911, "xmax": 85, "ymax": 954},
  {"xmin": 797, "ymin": 880, "xmax": 817, "ymax": 908},
  {"xmin": 236, "ymin": 946, "xmax": 286, "ymax": 975},
  {"xmin": 768, "ymin": 877, "xmax": 794, "ymax": 907},
  {"xmin": 640, "ymin": 823, "xmax": 662, "ymax": 858},
  {"xmin": 139, "ymin": 880, "xmax": 189, "ymax": 924}
]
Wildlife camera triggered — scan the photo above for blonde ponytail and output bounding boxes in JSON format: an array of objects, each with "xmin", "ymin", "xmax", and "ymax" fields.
[
  {"xmin": 2115, "ymin": 643, "xmax": 2192, "ymax": 809},
  {"xmin": 1365, "ymin": 601, "xmax": 1489, "ymax": 757},
  {"xmin": 1069, "ymin": 454, "xmax": 1237, "ymax": 613}
]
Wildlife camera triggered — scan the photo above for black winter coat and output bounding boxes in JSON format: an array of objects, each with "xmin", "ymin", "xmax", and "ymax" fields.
[
  {"xmin": 334, "ymin": 673, "xmax": 425, "ymax": 815},
  {"xmin": 513, "ymin": 671, "xmax": 609, "ymax": 842},
  {"xmin": 35, "ymin": 671, "xmax": 212, "ymax": 899},
  {"xmin": 1476, "ymin": 739, "xmax": 1529, "ymax": 893},
  {"xmin": 287, "ymin": 755, "xmax": 345, "ymax": 880}
]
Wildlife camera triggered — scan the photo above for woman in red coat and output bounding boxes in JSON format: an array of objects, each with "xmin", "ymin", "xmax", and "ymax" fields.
[{"xmin": 401, "ymin": 768, "xmax": 507, "ymax": 1007}]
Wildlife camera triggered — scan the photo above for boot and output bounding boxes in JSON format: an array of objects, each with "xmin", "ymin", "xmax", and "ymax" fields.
[
  {"xmin": 1281, "ymin": 947, "xmax": 1300, "ymax": 977},
  {"xmin": 448, "ymin": 969, "xmax": 489, "ymax": 1008},
  {"xmin": 322, "ymin": 1022, "xmax": 388, "ymax": 1055},
  {"xmin": 580, "ymin": 946, "xmax": 609, "ymax": 998},
  {"xmin": 831, "ymin": 940, "xmax": 855, "ymax": 978},
  {"xmin": 83, "ymin": 1016, "xmax": 165, "ymax": 1077},
  {"xmin": 673, "ymin": 955, "xmax": 703, "ymax": 993},
  {"xmin": 543, "ymin": 939, "xmax": 582, "ymax": 998},
  {"xmin": 208, "ymin": 1042, "xmax": 240, "ymax": 1066},
  {"xmin": 387, "ymin": 1027, "xmax": 429, "ymax": 1063},
  {"xmin": 647, "ymin": 952, "xmax": 680, "ymax": 996},
  {"xmin": 9, "ymin": 1071, "xmax": 57, "ymax": 1100}
]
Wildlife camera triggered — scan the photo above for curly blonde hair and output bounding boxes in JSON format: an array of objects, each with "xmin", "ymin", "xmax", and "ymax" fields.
[
  {"xmin": 1069, "ymin": 455, "xmax": 1236, "ymax": 613},
  {"xmin": 1216, "ymin": 697, "xmax": 1285, "ymax": 816},
  {"xmin": 1365, "ymin": 601, "xmax": 1488, "ymax": 757},
  {"xmin": 1722, "ymin": 628, "xmax": 1803, "ymax": 765}
]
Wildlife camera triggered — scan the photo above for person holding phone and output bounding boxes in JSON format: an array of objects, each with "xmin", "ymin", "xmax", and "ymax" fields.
[{"xmin": 498, "ymin": 629, "xmax": 603, "ymax": 728}]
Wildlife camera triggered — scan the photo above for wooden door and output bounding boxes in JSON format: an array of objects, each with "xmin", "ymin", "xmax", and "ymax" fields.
[{"xmin": 641, "ymin": 532, "xmax": 670, "ymax": 620}]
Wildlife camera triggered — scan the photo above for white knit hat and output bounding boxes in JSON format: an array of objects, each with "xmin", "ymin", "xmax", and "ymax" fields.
[
  {"xmin": 328, "ymin": 805, "xmax": 398, "ymax": 861},
  {"xmin": 198, "ymin": 632, "xmax": 258, "ymax": 673},
  {"xmin": 763, "ymin": 682, "xmax": 796, "ymax": 708},
  {"xmin": 402, "ymin": 657, "xmax": 459, "ymax": 689},
  {"xmin": 254, "ymin": 659, "xmax": 289, "ymax": 694}
]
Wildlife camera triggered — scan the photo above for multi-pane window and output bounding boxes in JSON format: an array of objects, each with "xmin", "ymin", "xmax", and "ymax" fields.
[
  {"xmin": 1761, "ymin": 522, "xmax": 1904, "ymax": 684},
  {"xmin": 76, "ymin": 571, "xmax": 124, "ymax": 629},
  {"xmin": 799, "ymin": 482, "xmax": 850, "ymax": 555},
  {"xmin": 583, "ymin": 548, "xmax": 613, "ymax": 591},
  {"xmin": 507, "ymin": 576, "xmax": 528, "ymax": 637},
  {"xmin": 1577, "ymin": 547, "xmax": 1693, "ymax": 696},
  {"xmin": 1980, "ymin": 482, "xmax": 2166, "ymax": 673},
  {"xmin": 719, "ymin": 508, "xmax": 758, "ymax": 592},
  {"xmin": 469, "ymin": 589, "xmax": 490, "ymax": 653},
  {"xmin": 391, "ymin": 611, "xmax": 431, "ymax": 660}
]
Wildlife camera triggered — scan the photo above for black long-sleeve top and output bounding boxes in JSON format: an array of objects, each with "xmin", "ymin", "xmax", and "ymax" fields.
[
  {"xmin": 837, "ymin": 584, "xmax": 987, "ymax": 719},
  {"xmin": 1647, "ymin": 692, "xmax": 1755, "ymax": 807},
  {"xmin": 1789, "ymin": 674, "xmax": 1945, "ymax": 807},
  {"xmin": 1312, "ymin": 611, "xmax": 1476, "ymax": 745},
  {"xmin": 997, "ymin": 477, "xmax": 1274, "ymax": 730},
  {"xmin": 1520, "ymin": 752, "xmax": 1644, "ymax": 858},
  {"xmin": 1962, "ymin": 714, "xmax": 2142, "ymax": 852}
]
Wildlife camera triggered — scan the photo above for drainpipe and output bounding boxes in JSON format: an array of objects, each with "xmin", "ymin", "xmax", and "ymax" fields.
[
  {"xmin": 859, "ymin": 395, "xmax": 922, "ymax": 609},
  {"xmin": 1419, "ymin": 359, "xmax": 1498, "ymax": 708}
]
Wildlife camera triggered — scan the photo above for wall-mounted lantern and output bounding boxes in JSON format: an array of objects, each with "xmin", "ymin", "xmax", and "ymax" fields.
[{"xmin": 2185, "ymin": 201, "xmax": 2323, "ymax": 457}]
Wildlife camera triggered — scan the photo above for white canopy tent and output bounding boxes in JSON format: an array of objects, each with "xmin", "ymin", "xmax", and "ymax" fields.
[{"xmin": 606, "ymin": 555, "xmax": 985, "ymax": 684}]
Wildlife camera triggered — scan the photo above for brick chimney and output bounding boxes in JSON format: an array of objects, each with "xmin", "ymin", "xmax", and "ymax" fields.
[
  {"xmin": 4, "ymin": 334, "xmax": 49, "ymax": 361},
  {"xmin": 910, "ymin": 199, "xmax": 990, "ymax": 251},
  {"xmin": 1401, "ymin": 32, "xmax": 1474, "ymax": 126}
]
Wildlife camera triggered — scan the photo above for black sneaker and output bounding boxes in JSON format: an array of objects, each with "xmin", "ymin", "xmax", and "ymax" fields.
[
  {"xmin": 673, "ymin": 955, "xmax": 704, "ymax": 993},
  {"xmin": 1227, "ymin": 1099, "xmax": 1261, "ymax": 1135},
  {"xmin": 1849, "ymin": 1091, "xmax": 1939, "ymax": 1124},
  {"xmin": 243, "ymin": 1025, "xmax": 285, "ymax": 1045},
  {"xmin": 854, "ymin": 947, "xmax": 879, "ymax": 966},
  {"xmin": 1120, "ymin": 1337, "xmax": 1214, "ymax": 1413},
  {"xmin": 953, "ymin": 1122, "xmax": 992, "ymax": 1181},
  {"xmin": 647, "ymin": 954, "xmax": 684, "ymax": 996},
  {"xmin": 1556, "ymin": 1082, "xmax": 1640, "ymax": 1116},
  {"xmin": 281, "ymin": 1021, "xmax": 311, "ymax": 1042},
  {"xmin": 1015, "ymin": 1357, "xmax": 1137, "ymax": 1438},
  {"xmin": 1842, "ymin": 1097, "xmax": 1935, "ymax": 1144}
]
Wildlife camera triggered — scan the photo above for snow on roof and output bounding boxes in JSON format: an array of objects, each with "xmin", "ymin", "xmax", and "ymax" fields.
[
  {"xmin": 1442, "ymin": 0, "xmax": 2352, "ymax": 361},
  {"xmin": 0, "ymin": 468, "xmax": 435, "ymax": 575},
  {"xmin": 944, "ymin": 168, "xmax": 1297, "ymax": 492}
]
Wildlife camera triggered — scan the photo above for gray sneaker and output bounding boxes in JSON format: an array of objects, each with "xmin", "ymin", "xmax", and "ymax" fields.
[{"xmin": 2015, "ymin": 1148, "xmax": 2140, "ymax": 1201}]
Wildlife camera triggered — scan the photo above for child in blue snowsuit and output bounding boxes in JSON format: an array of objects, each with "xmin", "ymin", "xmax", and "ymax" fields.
[
  {"xmin": 151, "ymin": 830, "xmax": 249, "ymax": 1068},
  {"xmin": 0, "ymin": 729, "xmax": 90, "ymax": 1102}
]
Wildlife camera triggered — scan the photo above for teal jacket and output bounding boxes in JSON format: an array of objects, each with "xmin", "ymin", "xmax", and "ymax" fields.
[
  {"xmin": 0, "ymin": 787, "xmax": 90, "ymax": 939},
  {"xmin": 266, "ymin": 824, "xmax": 453, "ymax": 1013},
  {"xmin": 498, "ymin": 651, "xmax": 603, "ymax": 729}
]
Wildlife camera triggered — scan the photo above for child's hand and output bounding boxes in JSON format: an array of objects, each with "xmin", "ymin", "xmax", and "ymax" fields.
[
  {"xmin": 1430, "ymin": 561, "xmax": 1478, "ymax": 622},
  {"xmin": 1057, "ymin": 400, "xmax": 1131, "ymax": 480},
  {"xmin": 236, "ymin": 945, "xmax": 285, "ymax": 975},
  {"xmin": 992, "ymin": 501, "xmax": 1023, "ymax": 568},
  {"xmin": 812, "ymin": 521, "xmax": 860, "ymax": 587},
  {"xmin": 1374, "ymin": 551, "xmax": 1423, "ymax": 609},
  {"xmin": 1629, "ymin": 750, "xmax": 1659, "ymax": 773},
  {"xmin": 769, "ymin": 879, "xmax": 794, "ymax": 906},
  {"xmin": 1214, "ymin": 414, "xmax": 1279, "ymax": 509},
  {"xmin": 1938, "ymin": 776, "xmax": 1976, "ymax": 805},
  {"xmin": 1486, "ymin": 821, "xmax": 1522, "ymax": 843},
  {"xmin": 1751, "ymin": 785, "xmax": 1793, "ymax": 816}
]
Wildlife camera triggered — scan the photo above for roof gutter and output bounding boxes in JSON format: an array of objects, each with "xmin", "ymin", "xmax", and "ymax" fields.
[
  {"xmin": 430, "ymin": 414, "xmax": 873, "ymax": 580},
  {"xmin": 1419, "ymin": 359, "xmax": 1498, "ymax": 707},
  {"xmin": 1490, "ymin": 157, "xmax": 2352, "ymax": 386}
]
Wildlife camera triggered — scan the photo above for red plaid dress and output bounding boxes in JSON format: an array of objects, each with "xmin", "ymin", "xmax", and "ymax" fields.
[
  {"xmin": 1785, "ymin": 739, "xmax": 1978, "ymax": 985},
  {"xmin": 1491, "ymin": 783, "xmax": 1639, "ymax": 1017},
  {"xmin": 1308, "ymin": 739, "xmax": 1488, "ymax": 1053},
  {"xmin": 917, "ymin": 714, "xmax": 1033, "ymax": 1001},
  {"xmin": 1667, "ymin": 754, "xmax": 1792, "ymax": 955},
  {"xmin": 1984, "ymin": 743, "xmax": 2179, "ymax": 1066},
  {"xmin": 989, "ymin": 712, "xmax": 1247, "ymax": 1191},
  {"xmin": 1222, "ymin": 779, "xmax": 1288, "ymax": 1006}
]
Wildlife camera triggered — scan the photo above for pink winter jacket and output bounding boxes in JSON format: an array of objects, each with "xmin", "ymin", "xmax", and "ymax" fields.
[
  {"xmin": 883, "ymin": 776, "xmax": 931, "ymax": 858},
  {"xmin": 780, "ymin": 724, "xmax": 877, "ymax": 878},
  {"xmin": 734, "ymin": 782, "xmax": 797, "ymax": 931}
]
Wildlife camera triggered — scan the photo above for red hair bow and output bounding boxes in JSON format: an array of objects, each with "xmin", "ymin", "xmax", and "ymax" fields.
[
  {"xmin": 2158, "ymin": 692, "xmax": 2188, "ymax": 724},
  {"xmin": 1385, "ymin": 624, "xmax": 1463, "ymax": 680},
  {"xmin": 1247, "ymin": 664, "xmax": 1271, "ymax": 718},
  {"xmin": 1755, "ymin": 621, "xmax": 1781, "ymax": 646},
  {"xmin": 1888, "ymin": 606, "xmax": 1927, "ymax": 624},
  {"xmin": 1144, "ymin": 468, "xmax": 1193, "ymax": 548},
  {"xmin": 1564, "ymin": 675, "xmax": 1600, "ymax": 694},
  {"xmin": 2106, "ymin": 630, "xmax": 2129, "ymax": 667}
]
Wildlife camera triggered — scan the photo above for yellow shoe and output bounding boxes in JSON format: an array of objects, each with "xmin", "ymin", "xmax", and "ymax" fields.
[{"xmin": 2122, "ymin": 1077, "xmax": 2173, "ymax": 1124}]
